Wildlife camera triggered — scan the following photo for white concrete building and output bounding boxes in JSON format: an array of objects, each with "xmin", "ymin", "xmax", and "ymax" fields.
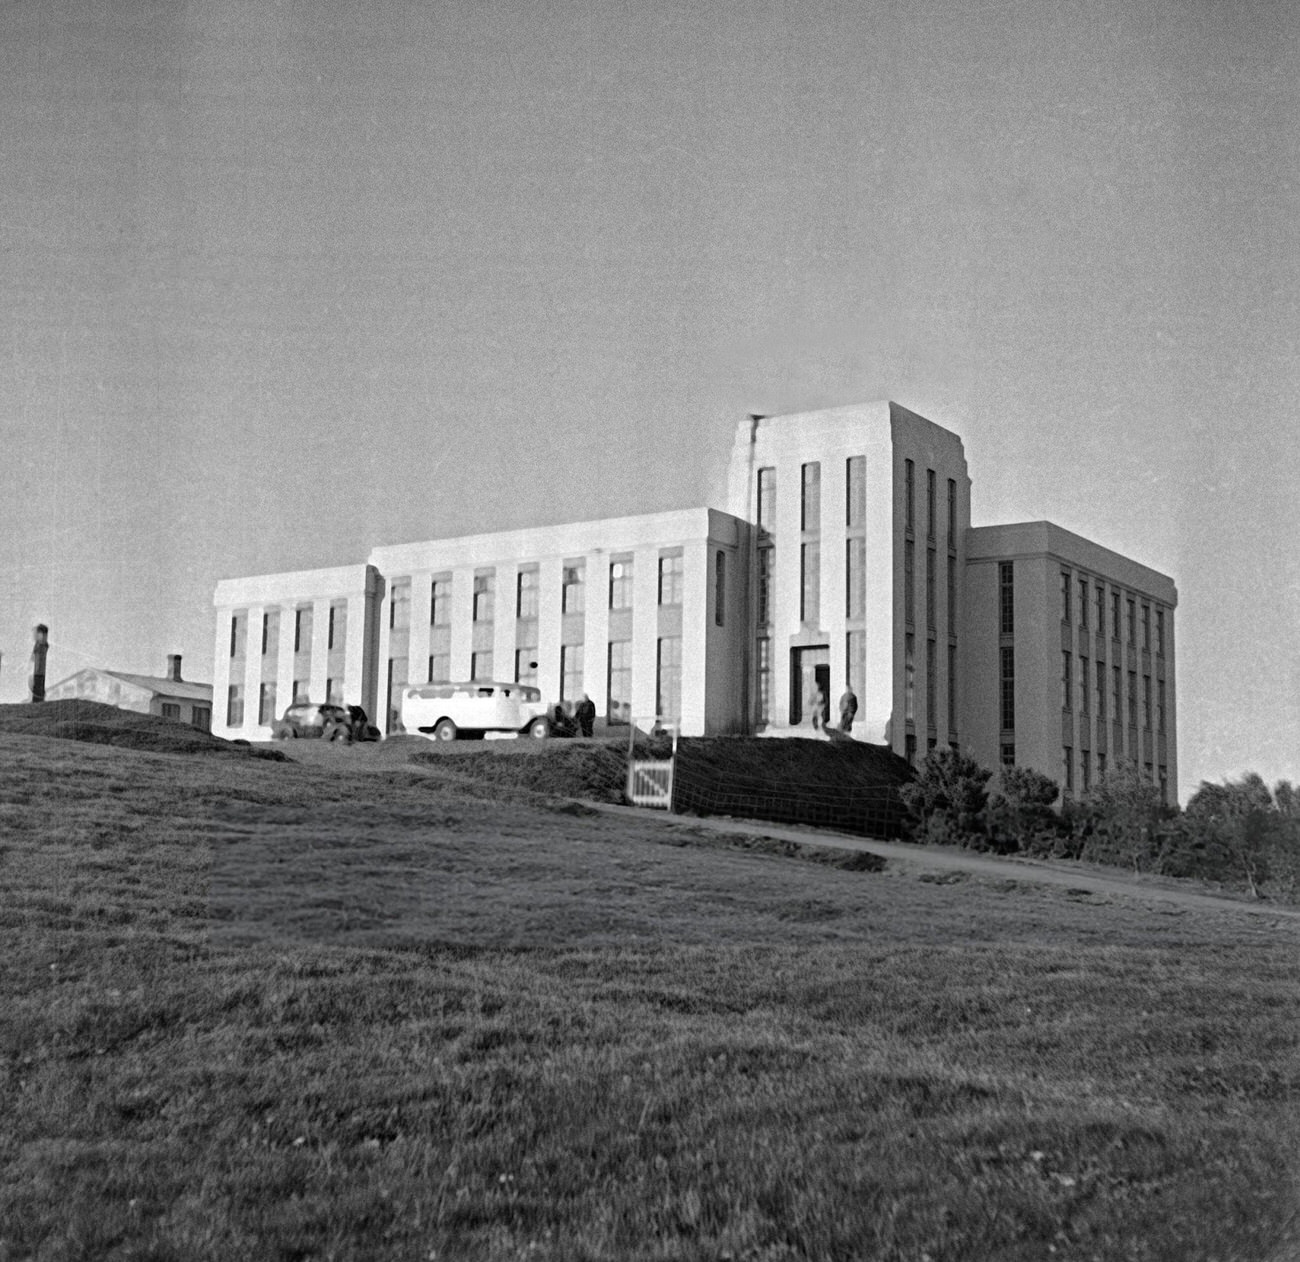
[{"xmin": 209, "ymin": 401, "xmax": 1177, "ymax": 800}]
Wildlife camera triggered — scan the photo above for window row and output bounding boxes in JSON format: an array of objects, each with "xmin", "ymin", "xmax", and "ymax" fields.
[
  {"xmin": 1062, "ymin": 748, "xmax": 1170, "ymax": 803},
  {"xmin": 1061, "ymin": 652, "xmax": 1167, "ymax": 733},
  {"xmin": 1059, "ymin": 568, "xmax": 1167, "ymax": 655},
  {"xmin": 229, "ymin": 604, "xmax": 348, "ymax": 658},
  {"xmin": 903, "ymin": 460, "xmax": 958, "ymax": 545}
]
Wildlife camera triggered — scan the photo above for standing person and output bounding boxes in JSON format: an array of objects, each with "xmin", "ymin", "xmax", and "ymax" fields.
[
  {"xmin": 838, "ymin": 686, "xmax": 858, "ymax": 733},
  {"xmin": 575, "ymin": 692, "xmax": 596, "ymax": 738},
  {"xmin": 809, "ymin": 684, "xmax": 826, "ymax": 732}
]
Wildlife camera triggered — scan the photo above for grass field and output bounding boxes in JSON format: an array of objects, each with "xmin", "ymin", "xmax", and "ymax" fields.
[{"xmin": 2, "ymin": 718, "xmax": 1299, "ymax": 1261}]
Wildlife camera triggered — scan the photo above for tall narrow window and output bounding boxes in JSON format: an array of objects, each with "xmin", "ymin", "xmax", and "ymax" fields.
[
  {"xmin": 472, "ymin": 573, "xmax": 494, "ymax": 622},
  {"xmin": 1113, "ymin": 666, "xmax": 1122, "ymax": 728},
  {"xmin": 1062, "ymin": 651, "xmax": 1073, "ymax": 710},
  {"xmin": 846, "ymin": 456, "xmax": 866, "ymax": 528},
  {"xmin": 430, "ymin": 577, "xmax": 451, "ymax": 626},
  {"xmin": 227, "ymin": 683, "xmax": 244, "ymax": 727},
  {"xmin": 947, "ymin": 642, "xmax": 957, "ymax": 735},
  {"xmin": 294, "ymin": 607, "xmax": 312, "ymax": 654},
  {"xmin": 800, "ymin": 462, "xmax": 821, "ymax": 531},
  {"xmin": 1112, "ymin": 592, "xmax": 1121, "ymax": 640},
  {"xmin": 947, "ymin": 478, "xmax": 957, "ymax": 546},
  {"xmin": 926, "ymin": 639, "xmax": 937, "ymax": 729},
  {"xmin": 609, "ymin": 559, "xmax": 633, "ymax": 610},
  {"xmin": 1142, "ymin": 604, "xmax": 1151, "ymax": 651},
  {"xmin": 562, "ymin": 564, "xmax": 585, "ymax": 614},
  {"xmin": 714, "ymin": 551, "xmax": 726, "ymax": 626},
  {"xmin": 904, "ymin": 459, "xmax": 915, "ymax": 533},
  {"xmin": 515, "ymin": 649, "xmax": 538, "ymax": 688},
  {"xmin": 658, "ymin": 553, "xmax": 683, "ymax": 606},
  {"xmin": 756, "ymin": 548, "xmax": 773, "ymax": 626},
  {"xmin": 1096, "ymin": 660, "xmax": 1106, "ymax": 721},
  {"xmin": 1079, "ymin": 656, "xmax": 1090, "ymax": 714},
  {"xmin": 607, "ymin": 641, "xmax": 632, "ymax": 724},
  {"xmin": 516, "ymin": 569, "xmax": 539, "ymax": 618},
  {"xmin": 1078, "ymin": 578, "xmax": 1088, "ymax": 628},
  {"xmin": 999, "ymin": 646, "xmax": 1015, "ymax": 732},
  {"xmin": 926, "ymin": 468, "xmax": 936, "ymax": 540},
  {"xmin": 1156, "ymin": 609, "xmax": 1166, "ymax": 657},
  {"xmin": 328, "ymin": 602, "xmax": 345, "ymax": 651},
  {"xmin": 1128, "ymin": 670, "xmax": 1137, "ymax": 728},
  {"xmin": 1063, "ymin": 747, "xmax": 1074, "ymax": 794},
  {"xmin": 846, "ymin": 630, "xmax": 865, "ymax": 704},
  {"xmin": 230, "ymin": 612, "xmax": 245, "ymax": 659},
  {"xmin": 1127, "ymin": 598, "xmax": 1137, "ymax": 645},
  {"xmin": 428, "ymin": 652, "xmax": 450, "ymax": 682},
  {"xmin": 904, "ymin": 539, "xmax": 915, "ymax": 625},
  {"xmin": 904, "ymin": 634, "xmax": 915, "ymax": 723},
  {"xmin": 470, "ymin": 650, "xmax": 492, "ymax": 681},
  {"xmin": 258, "ymin": 682, "xmax": 277, "ymax": 726},
  {"xmin": 1061, "ymin": 571, "xmax": 1072, "ymax": 623},
  {"xmin": 926, "ymin": 547, "xmax": 936, "ymax": 631},
  {"xmin": 946, "ymin": 554, "xmax": 956, "ymax": 636},
  {"xmin": 657, "ymin": 637, "xmax": 682, "ymax": 723},
  {"xmin": 800, "ymin": 542, "xmax": 820, "ymax": 625},
  {"xmin": 560, "ymin": 644, "xmax": 584, "ymax": 703},
  {"xmin": 846, "ymin": 538, "xmax": 866, "ymax": 620},
  {"xmin": 386, "ymin": 657, "xmax": 407, "ymax": 733},
  {"xmin": 756, "ymin": 467, "xmax": 776, "ymax": 531},
  {"xmin": 390, "ymin": 580, "xmax": 411, "ymax": 631},
  {"xmin": 1142, "ymin": 675, "xmax": 1152, "ymax": 730},
  {"xmin": 261, "ymin": 611, "xmax": 274, "ymax": 657},
  {"xmin": 1157, "ymin": 679, "xmax": 1166, "ymax": 733},
  {"xmin": 999, "ymin": 562, "xmax": 1014, "ymax": 635},
  {"xmin": 755, "ymin": 638, "xmax": 771, "ymax": 725}
]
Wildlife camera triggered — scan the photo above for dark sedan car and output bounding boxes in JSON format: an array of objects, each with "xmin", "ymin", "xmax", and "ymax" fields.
[{"xmin": 271, "ymin": 702, "xmax": 379, "ymax": 743}]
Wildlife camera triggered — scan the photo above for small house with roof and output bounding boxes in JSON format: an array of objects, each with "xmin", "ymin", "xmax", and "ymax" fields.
[{"xmin": 45, "ymin": 655, "xmax": 212, "ymax": 730}]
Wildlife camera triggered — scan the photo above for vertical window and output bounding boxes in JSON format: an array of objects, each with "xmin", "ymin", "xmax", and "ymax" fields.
[
  {"xmin": 714, "ymin": 551, "xmax": 726, "ymax": 626},
  {"xmin": 1063, "ymin": 747, "xmax": 1074, "ymax": 794},
  {"xmin": 926, "ymin": 639, "xmax": 937, "ymax": 729},
  {"xmin": 999, "ymin": 646, "xmax": 1015, "ymax": 733},
  {"xmin": 904, "ymin": 539, "xmax": 915, "ymax": 625},
  {"xmin": 1128, "ymin": 671, "xmax": 1138, "ymax": 728},
  {"xmin": 846, "ymin": 630, "xmax": 865, "ymax": 704},
  {"xmin": 756, "ymin": 549, "xmax": 773, "ymax": 626},
  {"xmin": 947, "ymin": 642, "xmax": 957, "ymax": 735},
  {"xmin": 800, "ymin": 462, "xmax": 821, "ymax": 531},
  {"xmin": 846, "ymin": 456, "xmax": 866, "ymax": 528},
  {"xmin": 926, "ymin": 548, "xmax": 936, "ymax": 631},
  {"xmin": 1156, "ymin": 609, "xmax": 1166, "ymax": 657},
  {"xmin": 517, "ymin": 569, "xmax": 539, "ymax": 618},
  {"xmin": 1157, "ymin": 679, "xmax": 1166, "ymax": 733},
  {"xmin": 609, "ymin": 559, "xmax": 633, "ymax": 610},
  {"xmin": 1127, "ymin": 598, "xmax": 1136, "ymax": 645},
  {"xmin": 657, "ymin": 636, "xmax": 682, "ymax": 723},
  {"xmin": 904, "ymin": 459, "xmax": 915, "ymax": 533},
  {"xmin": 755, "ymin": 638, "xmax": 771, "ymax": 725},
  {"xmin": 925, "ymin": 469, "xmax": 936, "ymax": 540},
  {"xmin": 1000, "ymin": 742, "xmax": 1016, "ymax": 767},
  {"xmin": 905, "ymin": 634, "xmax": 916, "ymax": 723},
  {"xmin": 386, "ymin": 657, "xmax": 407, "ymax": 733},
  {"xmin": 1062, "ymin": 651, "xmax": 1073, "ymax": 710},
  {"xmin": 292, "ymin": 677, "xmax": 309, "ymax": 703},
  {"xmin": 1112, "ymin": 592, "xmax": 1121, "ymax": 640},
  {"xmin": 846, "ymin": 539, "xmax": 866, "ymax": 620},
  {"xmin": 756, "ymin": 467, "xmax": 776, "ymax": 531},
  {"xmin": 1158, "ymin": 766, "xmax": 1169, "ymax": 804},
  {"xmin": 226, "ymin": 684, "xmax": 244, "ymax": 727},
  {"xmin": 1098, "ymin": 753, "xmax": 1107, "ymax": 781},
  {"xmin": 472, "ymin": 573, "xmax": 494, "ymax": 622},
  {"xmin": 390, "ymin": 580, "xmax": 411, "ymax": 631},
  {"xmin": 999, "ymin": 562, "xmax": 1014, "ymax": 635},
  {"xmin": 294, "ymin": 607, "xmax": 312, "ymax": 653},
  {"xmin": 1094, "ymin": 583, "xmax": 1105, "ymax": 633},
  {"xmin": 562, "ymin": 564, "xmax": 585, "ymax": 614},
  {"xmin": 326, "ymin": 678, "xmax": 343, "ymax": 705},
  {"xmin": 800, "ymin": 542, "xmax": 820, "ymax": 624},
  {"xmin": 947, "ymin": 478, "xmax": 957, "ymax": 546},
  {"xmin": 1078, "ymin": 578, "xmax": 1088, "ymax": 628},
  {"xmin": 946, "ymin": 554, "xmax": 956, "ymax": 636},
  {"xmin": 261, "ymin": 612, "xmax": 273, "ymax": 657},
  {"xmin": 191, "ymin": 707, "xmax": 211, "ymax": 732},
  {"xmin": 607, "ymin": 641, "xmax": 632, "ymax": 724},
  {"xmin": 1096, "ymin": 660, "xmax": 1106, "ymax": 720},
  {"xmin": 1142, "ymin": 675, "xmax": 1152, "ymax": 729},
  {"xmin": 1079, "ymin": 656, "xmax": 1089, "ymax": 714},
  {"xmin": 230, "ymin": 612, "xmax": 244, "ymax": 659},
  {"xmin": 258, "ymin": 682, "xmax": 277, "ymax": 726},
  {"xmin": 658, "ymin": 553, "xmax": 683, "ymax": 606},
  {"xmin": 428, "ymin": 652, "xmax": 450, "ymax": 682},
  {"xmin": 1081, "ymin": 752, "xmax": 1091, "ymax": 793},
  {"xmin": 430, "ymin": 578, "xmax": 451, "ymax": 626},
  {"xmin": 1061, "ymin": 571, "xmax": 1072, "ymax": 623},
  {"xmin": 470, "ymin": 649, "xmax": 493, "ymax": 680},
  {"xmin": 905, "ymin": 734, "xmax": 917, "ymax": 765},
  {"xmin": 515, "ymin": 650, "xmax": 538, "ymax": 688},
  {"xmin": 328, "ymin": 602, "xmax": 346, "ymax": 651},
  {"xmin": 1113, "ymin": 666, "xmax": 1122, "ymax": 726},
  {"xmin": 1142, "ymin": 604, "xmax": 1151, "ymax": 651},
  {"xmin": 560, "ymin": 644, "xmax": 584, "ymax": 703}
]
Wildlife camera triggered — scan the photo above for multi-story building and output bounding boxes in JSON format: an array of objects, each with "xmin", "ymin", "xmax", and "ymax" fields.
[{"xmin": 210, "ymin": 401, "xmax": 1178, "ymax": 800}]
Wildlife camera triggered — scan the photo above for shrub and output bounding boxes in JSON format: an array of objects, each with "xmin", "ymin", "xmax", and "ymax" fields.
[
  {"xmin": 986, "ymin": 766, "xmax": 1061, "ymax": 856},
  {"xmin": 899, "ymin": 749, "xmax": 992, "ymax": 848}
]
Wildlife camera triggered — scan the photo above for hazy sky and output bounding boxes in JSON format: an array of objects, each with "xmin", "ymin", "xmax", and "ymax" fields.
[{"xmin": 2, "ymin": 0, "xmax": 1296, "ymax": 796}]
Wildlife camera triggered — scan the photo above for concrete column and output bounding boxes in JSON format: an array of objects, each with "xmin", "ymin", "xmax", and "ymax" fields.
[
  {"xmin": 583, "ymin": 551, "xmax": 610, "ymax": 710},
  {"xmin": 448, "ymin": 568, "xmax": 474, "ymax": 679},
  {"xmin": 536, "ymin": 557, "xmax": 564, "ymax": 703},
  {"xmin": 495, "ymin": 562, "xmax": 519, "ymax": 682},
  {"xmin": 408, "ymin": 571, "xmax": 433, "ymax": 684},
  {"xmin": 631, "ymin": 545, "xmax": 660, "ymax": 724},
  {"xmin": 679, "ymin": 539, "xmax": 709, "ymax": 735}
]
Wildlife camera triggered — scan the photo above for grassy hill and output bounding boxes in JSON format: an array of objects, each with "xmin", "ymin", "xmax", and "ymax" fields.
[{"xmin": 1, "ymin": 712, "xmax": 1298, "ymax": 1260}]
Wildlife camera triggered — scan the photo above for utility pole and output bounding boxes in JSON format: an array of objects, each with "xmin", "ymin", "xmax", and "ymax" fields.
[{"xmin": 29, "ymin": 624, "xmax": 48, "ymax": 703}]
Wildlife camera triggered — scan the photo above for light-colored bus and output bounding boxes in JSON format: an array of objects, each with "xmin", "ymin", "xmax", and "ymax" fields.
[{"xmin": 400, "ymin": 681, "xmax": 550, "ymax": 741}]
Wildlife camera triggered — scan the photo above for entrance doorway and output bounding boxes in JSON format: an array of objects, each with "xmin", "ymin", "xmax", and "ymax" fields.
[{"xmin": 790, "ymin": 646, "xmax": 829, "ymax": 726}]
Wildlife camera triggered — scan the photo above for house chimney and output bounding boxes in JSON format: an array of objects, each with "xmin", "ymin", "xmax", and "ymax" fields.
[
  {"xmin": 167, "ymin": 654, "xmax": 182, "ymax": 681},
  {"xmin": 29, "ymin": 624, "xmax": 48, "ymax": 703}
]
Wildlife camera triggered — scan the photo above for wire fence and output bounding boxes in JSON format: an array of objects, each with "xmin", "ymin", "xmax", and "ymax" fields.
[{"xmin": 670, "ymin": 755, "xmax": 909, "ymax": 840}]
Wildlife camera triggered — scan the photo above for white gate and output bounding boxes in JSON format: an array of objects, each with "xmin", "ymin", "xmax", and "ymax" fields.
[{"xmin": 625, "ymin": 718, "xmax": 679, "ymax": 811}]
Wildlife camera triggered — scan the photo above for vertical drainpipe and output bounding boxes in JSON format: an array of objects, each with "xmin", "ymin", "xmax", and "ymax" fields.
[{"xmin": 29, "ymin": 624, "xmax": 49, "ymax": 703}]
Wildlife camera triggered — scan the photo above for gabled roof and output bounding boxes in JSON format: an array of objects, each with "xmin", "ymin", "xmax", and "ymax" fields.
[{"xmin": 102, "ymin": 671, "xmax": 213, "ymax": 702}]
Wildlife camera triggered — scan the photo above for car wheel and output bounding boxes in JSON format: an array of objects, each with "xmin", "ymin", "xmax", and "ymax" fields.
[
  {"xmin": 527, "ymin": 718, "xmax": 550, "ymax": 739},
  {"xmin": 433, "ymin": 719, "xmax": 458, "ymax": 742}
]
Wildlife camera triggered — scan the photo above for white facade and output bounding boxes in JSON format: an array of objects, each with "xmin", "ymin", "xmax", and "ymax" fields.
[{"xmin": 209, "ymin": 400, "xmax": 1175, "ymax": 797}]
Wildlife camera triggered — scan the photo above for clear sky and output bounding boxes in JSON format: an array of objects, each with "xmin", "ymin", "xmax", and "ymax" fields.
[{"xmin": 2, "ymin": 0, "xmax": 1296, "ymax": 796}]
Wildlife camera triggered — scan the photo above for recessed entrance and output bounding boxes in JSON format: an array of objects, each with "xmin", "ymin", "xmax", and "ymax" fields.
[{"xmin": 790, "ymin": 645, "xmax": 829, "ymax": 725}]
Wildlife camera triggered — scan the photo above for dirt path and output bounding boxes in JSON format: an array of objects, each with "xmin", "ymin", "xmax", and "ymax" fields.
[{"xmin": 585, "ymin": 802, "xmax": 1300, "ymax": 922}]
